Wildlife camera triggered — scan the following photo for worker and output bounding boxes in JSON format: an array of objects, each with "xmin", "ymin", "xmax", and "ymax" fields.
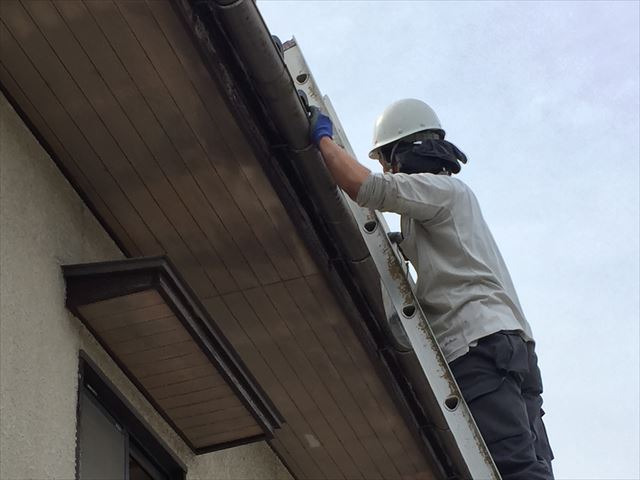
[{"xmin": 309, "ymin": 99, "xmax": 554, "ymax": 479}]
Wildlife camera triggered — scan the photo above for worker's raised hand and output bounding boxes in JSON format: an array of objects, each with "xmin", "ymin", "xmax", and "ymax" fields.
[{"xmin": 309, "ymin": 106, "xmax": 333, "ymax": 146}]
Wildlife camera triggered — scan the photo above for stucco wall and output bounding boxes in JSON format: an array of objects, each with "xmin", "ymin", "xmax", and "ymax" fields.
[{"xmin": 0, "ymin": 94, "xmax": 291, "ymax": 480}]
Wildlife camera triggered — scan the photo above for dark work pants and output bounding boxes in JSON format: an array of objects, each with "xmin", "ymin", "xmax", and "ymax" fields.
[{"xmin": 449, "ymin": 332, "xmax": 554, "ymax": 479}]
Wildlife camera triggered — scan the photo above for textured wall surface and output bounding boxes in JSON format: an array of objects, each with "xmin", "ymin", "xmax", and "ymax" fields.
[{"xmin": 0, "ymin": 94, "xmax": 291, "ymax": 480}]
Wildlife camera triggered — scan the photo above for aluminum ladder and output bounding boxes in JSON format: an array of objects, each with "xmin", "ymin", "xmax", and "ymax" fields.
[{"xmin": 283, "ymin": 38, "xmax": 501, "ymax": 480}]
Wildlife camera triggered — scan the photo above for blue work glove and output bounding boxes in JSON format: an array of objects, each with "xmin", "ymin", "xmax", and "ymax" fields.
[{"xmin": 309, "ymin": 106, "xmax": 333, "ymax": 146}]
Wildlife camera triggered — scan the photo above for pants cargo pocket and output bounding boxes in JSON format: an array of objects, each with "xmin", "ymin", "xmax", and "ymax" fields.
[{"xmin": 450, "ymin": 332, "xmax": 555, "ymax": 479}]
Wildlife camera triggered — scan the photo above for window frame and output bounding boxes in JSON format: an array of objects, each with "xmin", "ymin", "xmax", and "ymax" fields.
[{"xmin": 76, "ymin": 353, "xmax": 186, "ymax": 480}]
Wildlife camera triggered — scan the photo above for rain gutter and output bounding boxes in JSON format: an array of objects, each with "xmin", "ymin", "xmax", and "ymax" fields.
[
  {"xmin": 211, "ymin": 0, "xmax": 371, "ymax": 264},
  {"xmin": 181, "ymin": 0, "xmax": 462, "ymax": 477},
  {"xmin": 208, "ymin": 0, "xmax": 391, "ymax": 328}
]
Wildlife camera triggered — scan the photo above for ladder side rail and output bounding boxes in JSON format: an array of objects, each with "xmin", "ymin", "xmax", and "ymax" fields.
[{"xmin": 283, "ymin": 41, "xmax": 501, "ymax": 480}]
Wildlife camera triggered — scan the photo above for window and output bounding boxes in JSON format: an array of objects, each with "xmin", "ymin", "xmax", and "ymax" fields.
[{"xmin": 76, "ymin": 355, "xmax": 185, "ymax": 480}]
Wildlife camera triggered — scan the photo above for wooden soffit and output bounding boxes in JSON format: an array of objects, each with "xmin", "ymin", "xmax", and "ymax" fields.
[
  {"xmin": 1, "ymin": 1, "xmax": 437, "ymax": 477},
  {"xmin": 64, "ymin": 257, "xmax": 282, "ymax": 454}
]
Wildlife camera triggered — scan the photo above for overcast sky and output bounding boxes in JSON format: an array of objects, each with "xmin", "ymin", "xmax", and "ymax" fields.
[{"xmin": 259, "ymin": 1, "xmax": 640, "ymax": 478}]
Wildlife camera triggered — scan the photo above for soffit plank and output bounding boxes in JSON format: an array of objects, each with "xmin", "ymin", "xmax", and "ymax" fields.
[
  {"xmin": 55, "ymin": 0, "xmax": 262, "ymax": 291},
  {"xmin": 184, "ymin": 412, "xmax": 259, "ymax": 437},
  {"xmin": 127, "ymin": 350, "xmax": 210, "ymax": 379},
  {"xmin": 142, "ymin": 363, "xmax": 216, "ymax": 391},
  {"xmin": 160, "ymin": 387, "xmax": 238, "ymax": 413},
  {"xmin": 146, "ymin": 0, "xmax": 318, "ymax": 280},
  {"xmin": 263, "ymin": 282, "xmax": 397, "ymax": 480},
  {"xmin": 240, "ymin": 287, "xmax": 375, "ymax": 480},
  {"xmin": 77, "ymin": 288, "xmax": 164, "ymax": 317},
  {"xmin": 148, "ymin": 374, "xmax": 221, "ymax": 401},
  {"xmin": 23, "ymin": 0, "xmax": 237, "ymax": 296},
  {"xmin": 112, "ymin": 328, "xmax": 192, "ymax": 357},
  {"xmin": 305, "ymin": 273, "xmax": 431, "ymax": 473},
  {"xmin": 0, "ymin": 60, "xmax": 141, "ymax": 256},
  {"xmin": 0, "ymin": 23, "xmax": 158, "ymax": 256},
  {"xmin": 121, "ymin": 339, "xmax": 200, "ymax": 368},
  {"xmin": 283, "ymin": 277, "xmax": 421, "ymax": 478},
  {"xmin": 162, "ymin": 381, "xmax": 237, "ymax": 409},
  {"xmin": 114, "ymin": 0, "xmax": 299, "ymax": 284},
  {"xmin": 166, "ymin": 392, "xmax": 244, "ymax": 422},
  {"xmin": 92, "ymin": 304, "xmax": 176, "ymax": 332},
  {"xmin": 188, "ymin": 425, "xmax": 263, "ymax": 448},
  {"xmin": 208, "ymin": 293, "xmax": 344, "ymax": 480},
  {"xmin": 98, "ymin": 315, "xmax": 181, "ymax": 344},
  {"xmin": 2, "ymin": 1, "xmax": 217, "ymax": 298},
  {"xmin": 69, "ymin": 0, "xmax": 271, "ymax": 290},
  {"xmin": 301, "ymin": 275, "xmax": 429, "ymax": 473},
  {"xmin": 203, "ymin": 297, "xmax": 332, "ymax": 480},
  {"xmin": 205, "ymin": 283, "xmax": 424, "ymax": 479}
]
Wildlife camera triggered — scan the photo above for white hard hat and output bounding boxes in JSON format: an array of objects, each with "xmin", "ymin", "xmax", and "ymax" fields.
[{"xmin": 369, "ymin": 99, "xmax": 445, "ymax": 159}]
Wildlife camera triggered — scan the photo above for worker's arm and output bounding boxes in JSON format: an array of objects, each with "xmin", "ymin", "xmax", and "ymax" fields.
[
  {"xmin": 309, "ymin": 107, "xmax": 370, "ymax": 200},
  {"xmin": 308, "ymin": 107, "xmax": 459, "ymax": 220},
  {"xmin": 317, "ymin": 137, "xmax": 370, "ymax": 200},
  {"xmin": 356, "ymin": 172, "xmax": 461, "ymax": 222}
]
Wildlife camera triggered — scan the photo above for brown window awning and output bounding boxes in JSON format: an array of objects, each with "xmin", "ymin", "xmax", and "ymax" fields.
[{"xmin": 63, "ymin": 256, "xmax": 282, "ymax": 454}]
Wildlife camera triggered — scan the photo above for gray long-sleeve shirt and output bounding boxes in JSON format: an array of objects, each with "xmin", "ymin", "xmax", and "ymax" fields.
[{"xmin": 356, "ymin": 172, "xmax": 533, "ymax": 362}]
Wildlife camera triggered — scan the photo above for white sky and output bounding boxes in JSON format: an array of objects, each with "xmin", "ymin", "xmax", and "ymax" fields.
[{"xmin": 258, "ymin": 1, "xmax": 640, "ymax": 479}]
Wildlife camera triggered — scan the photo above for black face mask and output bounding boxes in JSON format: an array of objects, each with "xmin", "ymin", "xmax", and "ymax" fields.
[{"xmin": 384, "ymin": 139, "xmax": 468, "ymax": 174}]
